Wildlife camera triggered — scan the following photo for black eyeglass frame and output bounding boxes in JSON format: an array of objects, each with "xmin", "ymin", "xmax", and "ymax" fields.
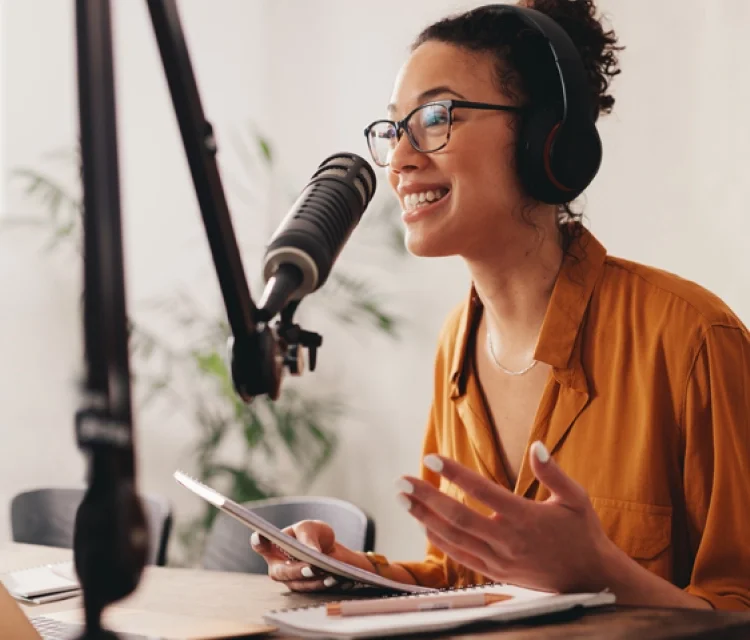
[{"xmin": 363, "ymin": 99, "xmax": 525, "ymax": 166}]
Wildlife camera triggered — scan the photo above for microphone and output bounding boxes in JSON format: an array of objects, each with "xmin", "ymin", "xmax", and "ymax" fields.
[{"xmin": 257, "ymin": 152, "xmax": 377, "ymax": 322}]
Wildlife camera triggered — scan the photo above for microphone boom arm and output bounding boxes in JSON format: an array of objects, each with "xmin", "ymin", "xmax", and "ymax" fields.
[
  {"xmin": 146, "ymin": 0, "xmax": 257, "ymax": 339},
  {"xmin": 145, "ymin": 0, "xmax": 322, "ymax": 401}
]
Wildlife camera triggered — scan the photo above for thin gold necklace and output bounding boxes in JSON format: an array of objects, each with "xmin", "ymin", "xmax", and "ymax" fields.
[{"xmin": 486, "ymin": 330, "xmax": 538, "ymax": 376}]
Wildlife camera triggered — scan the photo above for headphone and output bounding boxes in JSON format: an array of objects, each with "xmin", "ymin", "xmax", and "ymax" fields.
[{"xmin": 486, "ymin": 5, "xmax": 603, "ymax": 205}]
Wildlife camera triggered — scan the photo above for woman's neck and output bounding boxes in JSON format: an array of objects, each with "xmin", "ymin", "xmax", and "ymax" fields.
[{"xmin": 467, "ymin": 221, "xmax": 564, "ymax": 358}]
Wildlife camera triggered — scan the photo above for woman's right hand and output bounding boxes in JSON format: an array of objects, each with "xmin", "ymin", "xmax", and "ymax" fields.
[{"xmin": 250, "ymin": 519, "xmax": 376, "ymax": 592}]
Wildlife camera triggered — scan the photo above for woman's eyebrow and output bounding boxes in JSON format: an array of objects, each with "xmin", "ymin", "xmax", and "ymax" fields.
[{"xmin": 387, "ymin": 86, "xmax": 467, "ymax": 116}]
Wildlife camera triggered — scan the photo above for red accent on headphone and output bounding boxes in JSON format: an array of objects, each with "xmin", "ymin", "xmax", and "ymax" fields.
[{"xmin": 543, "ymin": 123, "xmax": 574, "ymax": 192}]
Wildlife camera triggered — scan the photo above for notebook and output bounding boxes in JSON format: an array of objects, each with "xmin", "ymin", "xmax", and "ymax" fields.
[
  {"xmin": 173, "ymin": 471, "xmax": 433, "ymax": 595},
  {"xmin": 263, "ymin": 583, "xmax": 616, "ymax": 638},
  {"xmin": 0, "ymin": 561, "xmax": 81, "ymax": 603}
]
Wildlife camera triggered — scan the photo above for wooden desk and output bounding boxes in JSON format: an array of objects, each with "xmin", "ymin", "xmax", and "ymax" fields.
[{"xmin": 3, "ymin": 542, "xmax": 750, "ymax": 639}]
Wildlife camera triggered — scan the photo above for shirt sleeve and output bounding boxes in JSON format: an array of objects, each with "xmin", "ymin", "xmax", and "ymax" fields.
[{"xmin": 682, "ymin": 323, "xmax": 750, "ymax": 610}]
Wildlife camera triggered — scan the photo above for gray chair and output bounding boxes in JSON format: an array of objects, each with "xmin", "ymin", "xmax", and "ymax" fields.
[
  {"xmin": 10, "ymin": 487, "xmax": 173, "ymax": 566},
  {"xmin": 201, "ymin": 496, "xmax": 375, "ymax": 573}
]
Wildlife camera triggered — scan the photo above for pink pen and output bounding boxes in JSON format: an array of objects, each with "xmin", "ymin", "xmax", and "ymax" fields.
[{"xmin": 326, "ymin": 592, "xmax": 512, "ymax": 617}]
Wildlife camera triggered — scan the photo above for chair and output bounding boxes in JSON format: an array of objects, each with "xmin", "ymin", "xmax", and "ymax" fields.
[
  {"xmin": 10, "ymin": 487, "xmax": 173, "ymax": 566},
  {"xmin": 201, "ymin": 496, "xmax": 375, "ymax": 574}
]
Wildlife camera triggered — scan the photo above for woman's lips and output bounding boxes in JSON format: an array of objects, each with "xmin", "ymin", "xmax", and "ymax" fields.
[{"xmin": 401, "ymin": 190, "xmax": 452, "ymax": 224}]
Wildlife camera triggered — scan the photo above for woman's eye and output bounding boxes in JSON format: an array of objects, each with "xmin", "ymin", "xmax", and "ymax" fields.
[{"xmin": 421, "ymin": 108, "xmax": 448, "ymax": 128}]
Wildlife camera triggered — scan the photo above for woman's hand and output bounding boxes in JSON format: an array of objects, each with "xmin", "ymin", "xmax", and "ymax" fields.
[
  {"xmin": 250, "ymin": 519, "xmax": 376, "ymax": 592},
  {"xmin": 397, "ymin": 441, "xmax": 617, "ymax": 594}
]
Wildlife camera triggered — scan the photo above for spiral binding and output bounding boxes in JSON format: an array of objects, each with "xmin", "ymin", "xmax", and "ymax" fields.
[{"xmin": 267, "ymin": 581, "xmax": 505, "ymax": 615}]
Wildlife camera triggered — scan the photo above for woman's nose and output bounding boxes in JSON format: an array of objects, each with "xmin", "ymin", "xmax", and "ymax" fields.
[{"xmin": 388, "ymin": 130, "xmax": 426, "ymax": 173}]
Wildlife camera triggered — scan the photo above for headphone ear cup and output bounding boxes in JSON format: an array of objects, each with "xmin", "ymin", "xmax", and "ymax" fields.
[
  {"xmin": 517, "ymin": 107, "xmax": 603, "ymax": 205},
  {"xmin": 548, "ymin": 119, "xmax": 602, "ymax": 200},
  {"xmin": 516, "ymin": 106, "xmax": 566, "ymax": 204}
]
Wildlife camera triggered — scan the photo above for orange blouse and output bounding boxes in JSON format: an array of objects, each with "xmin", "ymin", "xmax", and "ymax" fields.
[{"xmin": 378, "ymin": 228, "xmax": 750, "ymax": 611}]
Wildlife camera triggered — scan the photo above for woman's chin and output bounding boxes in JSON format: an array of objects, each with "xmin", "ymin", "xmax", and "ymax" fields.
[{"xmin": 404, "ymin": 229, "xmax": 457, "ymax": 258}]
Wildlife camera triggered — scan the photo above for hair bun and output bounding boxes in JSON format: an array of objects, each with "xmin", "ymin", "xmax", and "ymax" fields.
[{"xmin": 525, "ymin": 0, "xmax": 623, "ymax": 115}]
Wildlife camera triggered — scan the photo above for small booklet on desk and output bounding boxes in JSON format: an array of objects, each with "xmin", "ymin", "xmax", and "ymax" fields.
[
  {"xmin": 263, "ymin": 583, "xmax": 616, "ymax": 639},
  {"xmin": 0, "ymin": 561, "xmax": 81, "ymax": 604}
]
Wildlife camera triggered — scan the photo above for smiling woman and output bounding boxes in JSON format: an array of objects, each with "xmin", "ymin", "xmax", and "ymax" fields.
[{"xmin": 250, "ymin": 0, "xmax": 750, "ymax": 612}]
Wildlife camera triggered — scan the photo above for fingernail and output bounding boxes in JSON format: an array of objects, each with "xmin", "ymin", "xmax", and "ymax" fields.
[
  {"xmin": 423, "ymin": 454, "xmax": 443, "ymax": 473},
  {"xmin": 397, "ymin": 494, "xmax": 412, "ymax": 510},
  {"xmin": 395, "ymin": 478, "xmax": 414, "ymax": 494},
  {"xmin": 301, "ymin": 566, "xmax": 314, "ymax": 578},
  {"xmin": 250, "ymin": 532, "xmax": 260, "ymax": 547},
  {"xmin": 324, "ymin": 576, "xmax": 337, "ymax": 588},
  {"xmin": 532, "ymin": 441, "xmax": 550, "ymax": 464}
]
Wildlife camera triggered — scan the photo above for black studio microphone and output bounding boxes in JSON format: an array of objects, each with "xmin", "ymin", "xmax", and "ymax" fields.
[{"xmin": 256, "ymin": 152, "xmax": 377, "ymax": 321}]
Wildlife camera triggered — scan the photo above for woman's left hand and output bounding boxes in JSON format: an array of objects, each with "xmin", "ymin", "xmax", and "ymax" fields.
[{"xmin": 397, "ymin": 441, "xmax": 617, "ymax": 593}]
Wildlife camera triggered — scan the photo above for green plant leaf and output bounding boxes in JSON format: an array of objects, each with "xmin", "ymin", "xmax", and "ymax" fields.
[
  {"xmin": 207, "ymin": 463, "xmax": 274, "ymax": 503},
  {"xmin": 327, "ymin": 272, "xmax": 400, "ymax": 337},
  {"xmin": 256, "ymin": 134, "xmax": 273, "ymax": 165},
  {"xmin": 192, "ymin": 350, "xmax": 235, "ymax": 400}
]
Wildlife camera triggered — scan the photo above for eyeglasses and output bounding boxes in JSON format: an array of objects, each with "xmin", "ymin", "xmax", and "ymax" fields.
[{"xmin": 363, "ymin": 99, "xmax": 525, "ymax": 168}]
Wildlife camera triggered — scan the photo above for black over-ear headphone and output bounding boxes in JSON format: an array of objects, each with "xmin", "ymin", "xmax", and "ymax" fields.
[{"xmin": 487, "ymin": 5, "xmax": 603, "ymax": 205}]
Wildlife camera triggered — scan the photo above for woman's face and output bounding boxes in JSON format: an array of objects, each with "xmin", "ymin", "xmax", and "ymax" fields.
[{"xmin": 386, "ymin": 41, "xmax": 532, "ymax": 260}]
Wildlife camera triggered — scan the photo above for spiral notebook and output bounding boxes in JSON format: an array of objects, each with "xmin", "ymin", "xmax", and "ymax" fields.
[
  {"xmin": 173, "ymin": 471, "xmax": 433, "ymax": 594},
  {"xmin": 263, "ymin": 583, "xmax": 616, "ymax": 639}
]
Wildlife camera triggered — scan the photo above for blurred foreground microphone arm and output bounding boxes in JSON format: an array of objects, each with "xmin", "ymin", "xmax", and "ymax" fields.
[{"xmin": 74, "ymin": 2, "xmax": 147, "ymax": 638}]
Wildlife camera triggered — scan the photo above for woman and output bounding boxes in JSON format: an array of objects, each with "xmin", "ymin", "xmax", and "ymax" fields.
[{"xmin": 252, "ymin": 0, "xmax": 750, "ymax": 610}]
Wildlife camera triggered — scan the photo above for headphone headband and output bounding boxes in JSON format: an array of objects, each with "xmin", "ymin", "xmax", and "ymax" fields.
[
  {"xmin": 484, "ymin": 4, "xmax": 603, "ymax": 204},
  {"xmin": 488, "ymin": 5, "xmax": 597, "ymax": 122}
]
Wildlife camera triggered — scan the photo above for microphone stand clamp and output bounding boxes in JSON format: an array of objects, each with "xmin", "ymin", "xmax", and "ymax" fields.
[{"xmin": 229, "ymin": 301, "xmax": 322, "ymax": 403}]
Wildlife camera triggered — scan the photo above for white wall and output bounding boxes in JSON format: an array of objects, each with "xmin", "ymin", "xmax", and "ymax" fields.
[
  {"xmin": 1, "ymin": 0, "xmax": 748, "ymax": 567},
  {"xmin": 0, "ymin": 0, "xmax": 275, "ymax": 563}
]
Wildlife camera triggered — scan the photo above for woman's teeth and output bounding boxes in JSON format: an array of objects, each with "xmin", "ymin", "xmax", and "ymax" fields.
[{"xmin": 403, "ymin": 188, "xmax": 449, "ymax": 212}]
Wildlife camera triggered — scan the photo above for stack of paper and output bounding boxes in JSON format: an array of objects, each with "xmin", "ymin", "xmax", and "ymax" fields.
[{"xmin": 0, "ymin": 561, "xmax": 81, "ymax": 604}]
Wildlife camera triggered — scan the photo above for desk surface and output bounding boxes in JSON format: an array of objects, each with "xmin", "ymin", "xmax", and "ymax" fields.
[{"xmin": 3, "ymin": 542, "xmax": 750, "ymax": 639}]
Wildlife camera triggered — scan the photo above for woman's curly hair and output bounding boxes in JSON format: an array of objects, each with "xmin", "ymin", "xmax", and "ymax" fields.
[
  {"xmin": 523, "ymin": 0, "xmax": 622, "ymax": 117},
  {"xmin": 412, "ymin": 1, "xmax": 624, "ymax": 237}
]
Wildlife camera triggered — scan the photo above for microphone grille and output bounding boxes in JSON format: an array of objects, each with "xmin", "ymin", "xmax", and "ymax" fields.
[{"xmin": 312, "ymin": 153, "xmax": 376, "ymax": 208}]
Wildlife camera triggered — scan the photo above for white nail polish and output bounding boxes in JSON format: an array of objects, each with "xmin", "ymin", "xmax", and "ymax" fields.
[
  {"xmin": 395, "ymin": 478, "xmax": 414, "ymax": 494},
  {"xmin": 324, "ymin": 576, "xmax": 337, "ymax": 588},
  {"xmin": 397, "ymin": 494, "xmax": 412, "ymax": 510},
  {"xmin": 423, "ymin": 454, "xmax": 443, "ymax": 473},
  {"xmin": 250, "ymin": 532, "xmax": 260, "ymax": 547},
  {"xmin": 301, "ymin": 566, "xmax": 314, "ymax": 578},
  {"xmin": 532, "ymin": 441, "xmax": 550, "ymax": 464}
]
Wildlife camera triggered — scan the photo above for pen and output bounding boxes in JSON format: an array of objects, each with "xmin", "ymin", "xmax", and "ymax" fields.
[{"xmin": 326, "ymin": 592, "xmax": 513, "ymax": 617}]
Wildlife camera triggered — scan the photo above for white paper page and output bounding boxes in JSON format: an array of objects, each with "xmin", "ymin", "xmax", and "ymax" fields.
[
  {"xmin": 1, "ymin": 562, "xmax": 80, "ymax": 598},
  {"xmin": 264, "ymin": 585, "xmax": 615, "ymax": 639}
]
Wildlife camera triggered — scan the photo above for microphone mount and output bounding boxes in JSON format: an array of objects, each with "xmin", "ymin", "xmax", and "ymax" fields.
[
  {"xmin": 229, "ymin": 300, "xmax": 322, "ymax": 403},
  {"xmin": 277, "ymin": 301, "xmax": 323, "ymax": 375}
]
